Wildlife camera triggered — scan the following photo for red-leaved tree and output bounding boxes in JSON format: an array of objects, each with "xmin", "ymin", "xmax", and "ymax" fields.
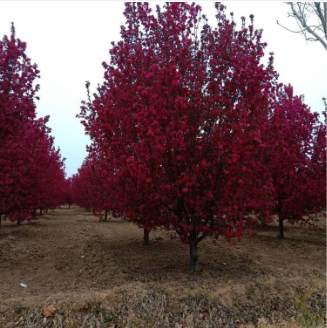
[
  {"xmin": 79, "ymin": 3, "xmax": 280, "ymax": 270},
  {"xmin": 71, "ymin": 160, "xmax": 95, "ymax": 212},
  {"xmin": 268, "ymin": 86, "xmax": 326, "ymax": 238},
  {"xmin": 0, "ymin": 24, "xmax": 66, "ymax": 225}
]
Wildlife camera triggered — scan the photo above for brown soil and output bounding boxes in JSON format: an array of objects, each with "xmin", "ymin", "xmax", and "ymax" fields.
[{"xmin": 0, "ymin": 206, "xmax": 325, "ymax": 328}]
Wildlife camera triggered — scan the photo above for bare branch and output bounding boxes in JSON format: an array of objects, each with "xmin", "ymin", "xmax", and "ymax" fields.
[
  {"xmin": 314, "ymin": 2, "xmax": 326, "ymax": 34},
  {"xmin": 280, "ymin": 2, "xmax": 327, "ymax": 50},
  {"xmin": 277, "ymin": 20, "xmax": 307, "ymax": 34}
]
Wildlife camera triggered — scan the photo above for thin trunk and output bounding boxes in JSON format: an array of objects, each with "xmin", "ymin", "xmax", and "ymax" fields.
[
  {"xmin": 0, "ymin": 213, "xmax": 2, "ymax": 227},
  {"xmin": 279, "ymin": 218, "xmax": 285, "ymax": 239},
  {"xmin": 69, "ymin": 204, "xmax": 71, "ymax": 208},
  {"xmin": 40, "ymin": 209, "xmax": 43, "ymax": 215},
  {"xmin": 189, "ymin": 242, "xmax": 199, "ymax": 271},
  {"xmin": 46, "ymin": 208, "xmax": 48, "ymax": 213},
  {"xmin": 17, "ymin": 220, "xmax": 21, "ymax": 226},
  {"xmin": 143, "ymin": 228, "xmax": 149, "ymax": 245},
  {"xmin": 104, "ymin": 209, "xmax": 108, "ymax": 222},
  {"xmin": 92, "ymin": 209, "xmax": 95, "ymax": 215}
]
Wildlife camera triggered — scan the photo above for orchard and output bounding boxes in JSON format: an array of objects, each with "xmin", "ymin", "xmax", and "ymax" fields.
[
  {"xmin": 1, "ymin": 2, "xmax": 325, "ymax": 268},
  {"xmin": 76, "ymin": 3, "xmax": 326, "ymax": 270},
  {"xmin": 0, "ymin": 3, "xmax": 326, "ymax": 326}
]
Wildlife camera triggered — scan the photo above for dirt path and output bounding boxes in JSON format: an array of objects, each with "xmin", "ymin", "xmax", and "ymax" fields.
[{"xmin": 0, "ymin": 206, "xmax": 325, "ymax": 327}]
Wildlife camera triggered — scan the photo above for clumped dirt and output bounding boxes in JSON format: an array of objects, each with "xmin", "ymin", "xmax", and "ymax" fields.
[{"xmin": 0, "ymin": 206, "xmax": 325, "ymax": 327}]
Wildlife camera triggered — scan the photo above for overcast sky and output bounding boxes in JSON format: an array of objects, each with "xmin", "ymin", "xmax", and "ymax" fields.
[{"xmin": 1, "ymin": 2, "xmax": 326, "ymax": 177}]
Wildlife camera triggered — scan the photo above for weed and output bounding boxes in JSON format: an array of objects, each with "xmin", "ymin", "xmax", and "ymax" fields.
[
  {"xmin": 14, "ymin": 306, "xmax": 26, "ymax": 314},
  {"xmin": 295, "ymin": 302, "xmax": 324, "ymax": 327},
  {"xmin": 104, "ymin": 314, "xmax": 118, "ymax": 323},
  {"xmin": 194, "ymin": 286, "xmax": 213, "ymax": 300},
  {"xmin": 64, "ymin": 317, "xmax": 76, "ymax": 328},
  {"xmin": 245, "ymin": 285, "xmax": 256, "ymax": 297}
]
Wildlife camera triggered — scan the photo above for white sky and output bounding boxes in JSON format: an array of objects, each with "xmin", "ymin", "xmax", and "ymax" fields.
[{"xmin": 1, "ymin": 2, "xmax": 326, "ymax": 177}]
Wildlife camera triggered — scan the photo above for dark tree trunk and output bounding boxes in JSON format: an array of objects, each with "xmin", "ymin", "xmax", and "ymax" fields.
[
  {"xmin": 143, "ymin": 228, "xmax": 149, "ymax": 245},
  {"xmin": 189, "ymin": 242, "xmax": 199, "ymax": 271},
  {"xmin": 69, "ymin": 204, "xmax": 71, "ymax": 208},
  {"xmin": 17, "ymin": 220, "xmax": 21, "ymax": 226},
  {"xmin": 92, "ymin": 209, "xmax": 95, "ymax": 215},
  {"xmin": 104, "ymin": 209, "xmax": 108, "ymax": 222},
  {"xmin": 279, "ymin": 218, "xmax": 285, "ymax": 239},
  {"xmin": 46, "ymin": 208, "xmax": 48, "ymax": 213},
  {"xmin": 0, "ymin": 213, "xmax": 2, "ymax": 227},
  {"xmin": 40, "ymin": 209, "xmax": 43, "ymax": 215}
]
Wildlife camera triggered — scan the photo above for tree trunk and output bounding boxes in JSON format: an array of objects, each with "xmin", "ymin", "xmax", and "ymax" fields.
[
  {"xmin": 17, "ymin": 220, "xmax": 21, "ymax": 226},
  {"xmin": 69, "ymin": 204, "xmax": 71, "ymax": 208},
  {"xmin": 46, "ymin": 208, "xmax": 48, "ymax": 213},
  {"xmin": 189, "ymin": 242, "xmax": 199, "ymax": 271},
  {"xmin": 40, "ymin": 209, "xmax": 43, "ymax": 215},
  {"xmin": 104, "ymin": 209, "xmax": 108, "ymax": 222},
  {"xmin": 279, "ymin": 218, "xmax": 285, "ymax": 239},
  {"xmin": 0, "ymin": 213, "xmax": 2, "ymax": 227},
  {"xmin": 143, "ymin": 228, "xmax": 149, "ymax": 245},
  {"xmin": 92, "ymin": 209, "xmax": 95, "ymax": 215}
]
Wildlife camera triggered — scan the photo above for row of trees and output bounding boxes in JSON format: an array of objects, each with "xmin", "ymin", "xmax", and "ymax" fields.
[
  {"xmin": 0, "ymin": 24, "xmax": 67, "ymax": 225},
  {"xmin": 72, "ymin": 3, "xmax": 326, "ymax": 271}
]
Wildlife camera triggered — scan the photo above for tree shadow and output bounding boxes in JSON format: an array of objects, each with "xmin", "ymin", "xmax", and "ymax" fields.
[{"xmin": 86, "ymin": 233, "xmax": 261, "ymax": 285}]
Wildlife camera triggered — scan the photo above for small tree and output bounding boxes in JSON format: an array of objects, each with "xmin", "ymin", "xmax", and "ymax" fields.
[
  {"xmin": 71, "ymin": 161, "xmax": 94, "ymax": 211},
  {"xmin": 268, "ymin": 85, "xmax": 326, "ymax": 239}
]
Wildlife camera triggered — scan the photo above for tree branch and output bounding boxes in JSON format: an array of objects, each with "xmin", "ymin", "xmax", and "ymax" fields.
[
  {"xmin": 277, "ymin": 20, "xmax": 307, "ymax": 34},
  {"xmin": 289, "ymin": 2, "xmax": 327, "ymax": 50},
  {"xmin": 314, "ymin": 2, "xmax": 326, "ymax": 34},
  {"xmin": 281, "ymin": 2, "xmax": 327, "ymax": 50}
]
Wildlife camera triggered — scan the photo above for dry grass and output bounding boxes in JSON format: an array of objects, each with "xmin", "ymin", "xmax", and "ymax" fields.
[{"xmin": 0, "ymin": 206, "xmax": 325, "ymax": 327}]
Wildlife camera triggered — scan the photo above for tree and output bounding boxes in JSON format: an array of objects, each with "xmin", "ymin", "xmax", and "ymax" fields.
[
  {"xmin": 0, "ymin": 24, "xmax": 66, "ymax": 224},
  {"xmin": 71, "ymin": 161, "xmax": 94, "ymax": 212},
  {"xmin": 267, "ymin": 85, "xmax": 326, "ymax": 239},
  {"xmin": 79, "ymin": 3, "xmax": 278, "ymax": 270},
  {"xmin": 278, "ymin": 2, "xmax": 327, "ymax": 50},
  {"xmin": 63, "ymin": 178, "xmax": 73, "ymax": 208}
]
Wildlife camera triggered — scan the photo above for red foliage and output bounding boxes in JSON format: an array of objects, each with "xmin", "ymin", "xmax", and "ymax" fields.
[
  {"xmin": 71, "ymin": 159, "xmax": 95, "ymax": 211},
  {"xmin": 267, "ymin": 86, "xmax": 326, "ymax": 238},
  {"xmin": 78, "ymin": 3, "xmax": 283, "ymax": 270},
  {"xmin": 0, "ymin": 24, "xmax": 66, "ymax": 223},
  {"xmin": 62, "ymin": 177, "xmax": 73, "ymax": 207}
]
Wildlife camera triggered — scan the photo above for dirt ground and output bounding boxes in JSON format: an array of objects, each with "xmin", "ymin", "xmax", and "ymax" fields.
[{"xmin": 0, "ymin": 206, "xmax": 325, "ymax": 328}]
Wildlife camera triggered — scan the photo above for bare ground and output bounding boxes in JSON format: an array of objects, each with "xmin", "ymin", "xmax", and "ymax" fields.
[{"xmin": 0, "ymin": 206, "xmax": 325, "ymax": 328}]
